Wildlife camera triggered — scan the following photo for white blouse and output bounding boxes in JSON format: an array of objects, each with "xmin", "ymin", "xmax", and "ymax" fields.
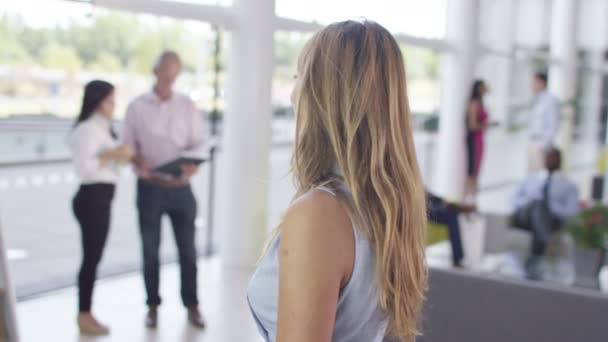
[{"xmin": 70, "ymin": 114, "xmax": 120, "ymax": 184}]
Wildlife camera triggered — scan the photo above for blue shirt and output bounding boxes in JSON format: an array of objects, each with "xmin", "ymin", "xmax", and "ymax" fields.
[
  {"xmin": 530, "ymin": 91, "xmax": 560, "ymax": 147},
  {"xmin": 512, "ymin": 171, "xmax": 579, "ymax": 220}
]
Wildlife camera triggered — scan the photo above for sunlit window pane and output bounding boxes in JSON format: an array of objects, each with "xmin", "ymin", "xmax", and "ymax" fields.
[
  {"xmin": 0, "ymin": 0, "xmax": 222, "ymax": 162},
  {"xmin": 160, "ymin": 0, "xmax": 232, "ymax": 6},
  {"xmin": 276, "ymin": 0, "xmax": 446, "ymax": 38}
]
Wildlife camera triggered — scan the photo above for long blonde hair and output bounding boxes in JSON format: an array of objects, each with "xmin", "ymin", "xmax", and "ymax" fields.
[{"xmin": 291, "ymin": 20, "xmax": 428, "ymax": 341}]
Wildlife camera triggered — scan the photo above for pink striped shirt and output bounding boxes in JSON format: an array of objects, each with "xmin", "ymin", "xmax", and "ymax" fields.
[{"xmin": 123, "ymin": 91, "xmax": 206, "ymax": 170}]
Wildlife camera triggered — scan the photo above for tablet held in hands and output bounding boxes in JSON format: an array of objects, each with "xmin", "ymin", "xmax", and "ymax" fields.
[{"xmin": 153, "ymin": 156, "xmax": 206, "ymax": 177}]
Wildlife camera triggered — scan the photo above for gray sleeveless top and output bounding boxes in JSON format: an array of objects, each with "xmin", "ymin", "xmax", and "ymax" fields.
[{"xmin": 247, "ymin": 186, "xmax": 388, "ymax": 342}]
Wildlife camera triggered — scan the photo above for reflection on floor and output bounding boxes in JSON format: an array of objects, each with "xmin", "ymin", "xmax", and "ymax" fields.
[
  {"xmin": 3, "ymin": 146, "xmax": 294, "ymax": 298},
  {"xmin": 17, "ymin": 258, "xmax": 264, "ymax": 342}
]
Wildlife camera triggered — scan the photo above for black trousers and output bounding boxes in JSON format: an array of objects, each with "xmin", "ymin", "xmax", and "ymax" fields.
[
  {"xmin": 137, "ymin": 179, "xmax": 199, "ymax": 307},
  {"xmin": 73, "ymin": 183, "xmax": 115, "ymax": 312},
  {"xmin": 466, "ymin": 131, "xmax": 476, "ymax": 177}
]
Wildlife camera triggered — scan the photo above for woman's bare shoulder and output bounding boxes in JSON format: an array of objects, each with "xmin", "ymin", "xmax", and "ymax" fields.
[
  {"xmin": 280, "ymin": 189, "xmax": 354, "ymax": 265},
  {"xmin": 284, "ymin": 189, "xmax": 351, "ymax": 234}
]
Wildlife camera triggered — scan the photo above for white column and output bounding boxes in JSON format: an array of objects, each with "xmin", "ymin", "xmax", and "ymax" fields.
[
  {"xmin": 584, "ymin": 51, "xmax": 605, "ymax": 151},
  {"xmin": 433, "ymin": 0, "xmax": 480, "ymax": 201},
  {"xmin": 548, "ymin": 0, "xmax": 579, "ymax": 153},
  {"xmin": 580, "ymin": 0, "xmax": 608, "ymax": 168},
  {"xmin": 220, "ymin": 0, "xmax": 275, "ymax": 268},
  {"xmin": 490, "ymin": 0, "xmax": 515, "ymax": 126}
]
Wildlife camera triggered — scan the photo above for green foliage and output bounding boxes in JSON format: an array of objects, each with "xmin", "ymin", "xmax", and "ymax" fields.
[
  {"xmin": 0, "ymin": 12, "xmax": 206, "ymax": 74},
  {"xmin": 427, "ymin": 222, "xmax": 448, "ymax": 246},
  {"xmin": 275, "ymin": 32, "xmax": 309, "ymax": 68},
  {"xmin": 18, "ymin": 26, "xmax": 51, "ymax": 58},
  {"xmin": 88, "ymin": 14, "xmax": 138, "ymax": 66},
  {"xmin": 0, "ymin": 15, "xmax": 33, "ymax": 65},
  {"xmin": 41, "ymin": 43, "xmax": 82, "ymax": 73},
  {"xmin": 567, "ymin": 205, "xmax": 608, "ymax": 250},
  {"xmin": 89, "ymin": 52, "xmax": 122, "ymax": 72},
  {"xmin": 400, "ymin": 44, "xmax": 439, "ymax": 80},
  {"xmin": 133, "ymin": 35, "xmax": 163, "ymax": 73},
  {"xmin": 1, "ymin": 11, "xmax": 441, "ymax": 81}
]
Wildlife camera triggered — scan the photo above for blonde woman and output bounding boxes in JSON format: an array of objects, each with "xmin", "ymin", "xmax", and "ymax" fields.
[{"xmin": 247, "ymin": 21, "xmax": 428, "ymax": 342}]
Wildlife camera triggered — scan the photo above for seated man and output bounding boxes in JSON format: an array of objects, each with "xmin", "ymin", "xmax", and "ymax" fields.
[
  {"xmin": 512, "ymin": 147, "xmax": 579, "ymax": 279},
  {"xmin": 427, "ymin": 191, "xmax": 475, "ymax": 268}
]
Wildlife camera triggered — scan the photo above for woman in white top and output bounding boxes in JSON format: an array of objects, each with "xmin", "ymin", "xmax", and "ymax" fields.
[{"xmin": 70, "ymin": 80, "xmax": 133, "ymax": 336}]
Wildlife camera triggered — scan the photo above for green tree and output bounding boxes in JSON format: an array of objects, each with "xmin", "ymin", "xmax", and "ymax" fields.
[
  {"xmin": 156, "ymin": 20, "xmax": 204, "ymax": 72},
  {"xmin": 401, "ymin": 45, "xmax": 439, "ymax": 80},
  {"xmin": 89, "ymin": 51, "xmax": 122, "ymax": 72},
  {"xmin": 56, "ymin": 14, "xmax": 139, "ymax": 68},
  {"xmin": 275, "ymin": 32, "xmax": 309, "ymax": 68},
  {"xmin": 90, "ymin": 14, "xmax": 139, "ymax": 67},
  {"xmin": 0, "ymin": 35, "xmax": 31, "ymax": 65},
  {"xmin": 0, "ymin": 11, "xmax": 210, "ymax": 75},
  {"xmin": 41, "ymin": 43, "xmax": 82, "ymax": 73},
  {"xmin": 133, "ymin": 35, "xmax": 163, "ymax": 73},
  {"xmin": 19, "ymin": 26, "xmax": 52, "ymax": 59},
  {"xmin": 0, "ymin": 15, "xmax": 33, "ymax": 65},
  {"xmin": 132, "ymin": 20, "xmax": 204, "ymax": 74}
]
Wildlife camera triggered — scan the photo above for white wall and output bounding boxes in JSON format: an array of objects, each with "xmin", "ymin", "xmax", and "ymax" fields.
[
  {"xmin": 577, "ymin": 0, "xmax": 608, "ymax": 50},
  {"xmin": 514, "ymin": 0, "xmax": 552, "ymax": 48}
]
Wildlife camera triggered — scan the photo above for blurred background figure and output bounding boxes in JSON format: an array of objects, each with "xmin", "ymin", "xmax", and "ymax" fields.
[
  {"xmin": 464, "ymin": 79, "xmax": 496, "ymax": 203},
  {"xmin": 123, "ymin": 50, "xmax": 207, "ymax": 330},
  {"xmin": 427, "ymin": 190, "xmax": 476, "ymax": 268},
  {"xmin": 70, "ymin": 80, "xmax": 133, "ymax": 335},
  {"xmin": 527, "ymin": 72, "xmax": 560, "ymax": 173},
  {"xmin": 512, "ymin": 147, "xmax": 579, "ymax": 280}
]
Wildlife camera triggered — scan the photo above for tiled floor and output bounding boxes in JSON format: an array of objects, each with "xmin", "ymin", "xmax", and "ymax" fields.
[{"xmin": 17, "ymin": 258, "xmax": 264, "ymax": 342}]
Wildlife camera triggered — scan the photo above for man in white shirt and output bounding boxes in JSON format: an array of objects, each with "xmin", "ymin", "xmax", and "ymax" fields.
[
  {"xmin": 528, "ymin": 72, "xmax": 560, "ymax": 173},
  {"xmin": 123, "ymin": 51, "xmax": 206, "ymax": 329}
]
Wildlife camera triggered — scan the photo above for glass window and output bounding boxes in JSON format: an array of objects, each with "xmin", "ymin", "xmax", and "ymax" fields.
[
  {"xmin": 270, "ymin": 33, "xmax": 440, "ymax": 124},
  {"xmin": 400, "ymin": 44, "xmax": 441, "ymax": 116},
  {"xmin": 276, "ymin": 0, "xmax": 446, "ymax": 38},
  {"xmin": 161, "ymin": 0, "xmax": 232, "ymax": 6},
  {"xmin": 271, "ymin": 31, "xmax": 312, "ymax": 145},
  {"xmin": 0, "ymin": 0, "xmax": 224, "ymax": 296},
  {"xmin": 269, "ymin": 32, "xmax": 440, "ymax": 162},
  {"xmin": 0, "ymin": 0, "xmax": 221, "ymax": 162},
  {"xmin": 273, "ymin": 31, "xmax": 312, "ymax": 113}
]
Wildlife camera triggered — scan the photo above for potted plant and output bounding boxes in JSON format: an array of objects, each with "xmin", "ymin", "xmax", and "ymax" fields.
[{"xmin": 566, "ymin": 204, "xmax": 608, "ymax": 286}]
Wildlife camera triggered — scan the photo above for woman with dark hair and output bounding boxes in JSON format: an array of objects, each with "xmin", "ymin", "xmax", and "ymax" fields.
[
  {"xmin": 465, "ymin": 79, "xmax": 496, "ymax": 202},
  {"xmin": 70, "ymin": 80, "xmax": 132, "ymax": 335}
]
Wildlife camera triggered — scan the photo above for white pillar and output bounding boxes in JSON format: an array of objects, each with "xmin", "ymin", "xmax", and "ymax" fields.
[
  {"xmin": 433, "ymin": 0, "xmax": 479, "ymax": 201},
  {"xmin": 548, "ymin": 0, "xmax": 579, "ymax": 153},
  {"xmin": 584, "ymin": 51, "xmax": 605, "ymax": 150},
  {"xmin": 581, "ymin": 0, "xmax": 608, "ymax": 163},
  {"xmin": 490, "ymin": 0, "xmax": 515, "ymax": 126},
  {"xmin": 220, "ymin": 0, "xmax": 275, "ymax": 268}
]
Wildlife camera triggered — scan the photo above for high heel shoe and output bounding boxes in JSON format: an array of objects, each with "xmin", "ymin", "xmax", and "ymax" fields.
[{"xmin": 78, "ymin": 313, "xmax": 110, "ymax": 336}]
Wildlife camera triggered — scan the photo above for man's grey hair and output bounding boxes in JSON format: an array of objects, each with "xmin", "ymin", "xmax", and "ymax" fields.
[{"xmin": 154, "ymin": 50, "xmax": 182, "ymax": 70}]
